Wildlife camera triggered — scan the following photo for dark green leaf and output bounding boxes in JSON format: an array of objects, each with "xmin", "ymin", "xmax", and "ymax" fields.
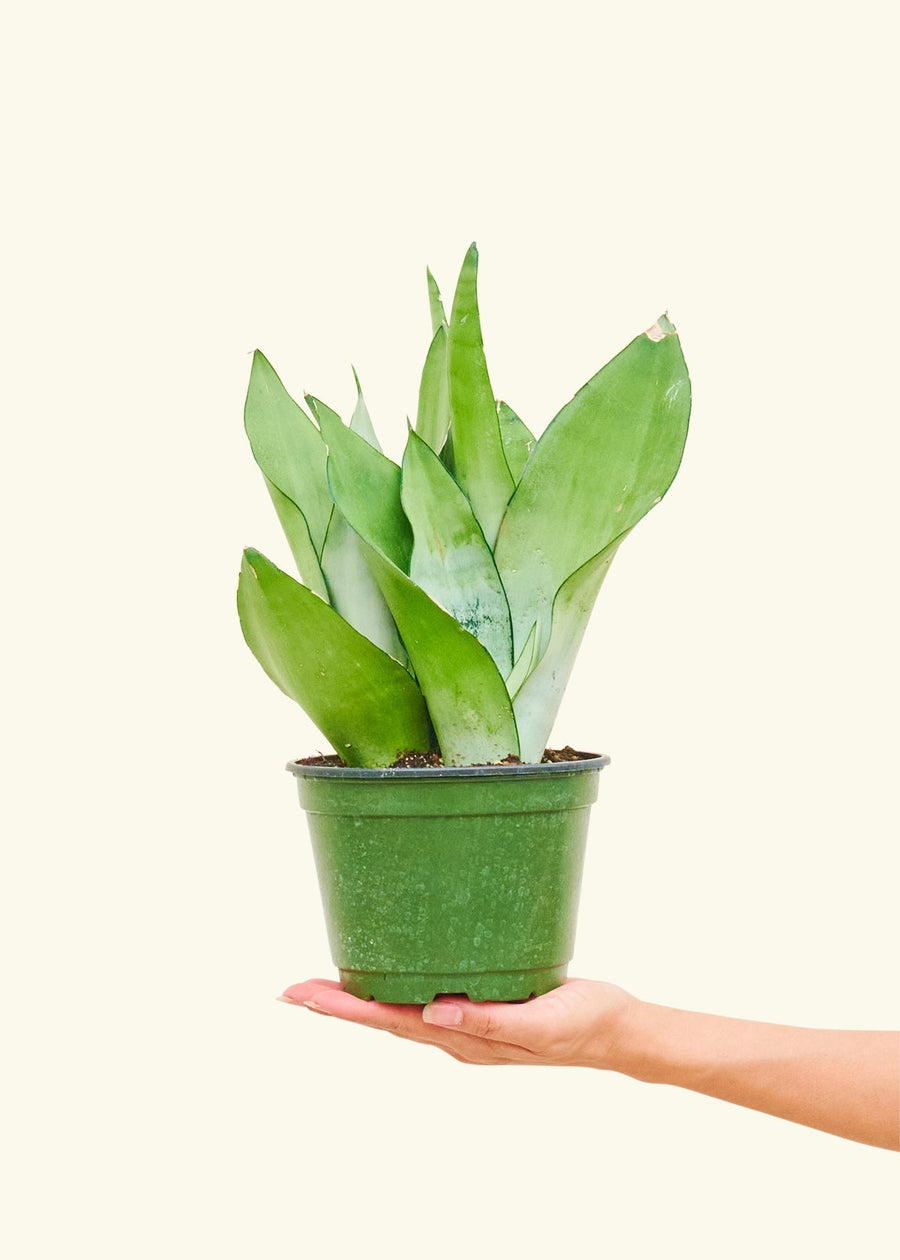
[
  {"xmin": 355, "ymin": 540, "xmax": 520, "ymax": 765},
  {"xmin": 314, "ymin": 401, "xmax": 413, "ymax": 571},
  {"xmin": 237, "ymin": 549, "xmax": 431, "ymax": 766}
]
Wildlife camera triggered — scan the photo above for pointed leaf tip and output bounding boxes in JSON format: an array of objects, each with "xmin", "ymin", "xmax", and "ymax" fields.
[
  {"xmin": 645, "ymin": 313, "xmax": 677, "ymax": 341},
  {"xmin": 446, "ymin": 242, "xmax": 514, "ymax": 546},
  {"xmin": 237, "ymin": 549, "xmax": 431, "ymax": 765}
]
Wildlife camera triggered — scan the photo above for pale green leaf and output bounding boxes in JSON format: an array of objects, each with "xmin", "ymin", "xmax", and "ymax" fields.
[
  {"xmin": 513, "ymin": 534, "xmax": 627, "ymax": 762},
  {"xmin": 263, "ymin": 475, "xmax": 329, "ymax": 601},
  {"xmin": 319, "ymin": 508, "xmax": 407, "ymax": 665},
  {"xmin": 244, "ymin": 352, "xmax": 332, "ymax": 557},
  {"xmin": 504, "ymin": 620, "xmax": 539, "ymax": 700},
  {"xmin": 350, "ymin": 368, "xmax": 382, "ymax": 451},
  {"xmin": 402, "ymin": 429, "xmax": 512, "ymax": 675},
  {"xmin": 426, "ymin": 267, "xmax": 446, "ymax": 334},
  {"xmin": 304, "ymin": 393, "xmax": 408, "ymax": 656},
  {"xmin": 304, "ymin": 393, "xmax": 341, "ymax": 431},
  {"xmin": 355, "ymin": 540, "xmax": 520, "ymax": 765},
  {"xmin": 237, "ymin": 549, "xmax": 431, "ymax": 766},
  {"xmin": 498, "ymin": 401, "xmax": 535, "ymax": 483},
  {"xmin": 314, "ymin": 401, "xmax": 412, "ymax": 571},
  {"xmin": 447, "ymin": 243, "xmax": 515, "ymax": 548},
  {"xmin": 327, "ymin": 454, "xmax": 519, "ymax": 764},
  {"xmin": 415, "ymin": 323, "xmax": 452, "ymax": 455},
  {"xmin": 495, "ymin": 320, "xmax": 691, "ymax": 658}
]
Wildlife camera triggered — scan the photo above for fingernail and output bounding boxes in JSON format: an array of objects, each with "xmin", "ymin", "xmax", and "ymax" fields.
[
  {"xmin": 302, "ymin": 1001, "xmax": 333, "ymax": 1016},
  {"xmin": 276, "ymin": 995, "xmax": 300, "ymax": 1005},
  {"xmin": 423, "ymin": 1002, "xmax": 462, "ymax": 1027}
]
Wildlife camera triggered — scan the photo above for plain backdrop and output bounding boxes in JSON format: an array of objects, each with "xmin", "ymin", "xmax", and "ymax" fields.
[{"xmin": 2, "ymin": 1, "xmax": 898, "ymax": 1256}]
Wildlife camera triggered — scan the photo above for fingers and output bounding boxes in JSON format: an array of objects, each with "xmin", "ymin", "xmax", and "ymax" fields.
[
  {"xmin": 278, "ymin": 979, "xmax": 539, "ymax": 1063},
  {"xmin": 279, "ymin": 978, "xmax": 569, "ymax": 1049},
  {"xmin": 279, "ymin": 977, "xmax": 637, "ymax": 1070},
  {"xmin": 280, "ymin": 980, "xmax": 425, "ymax": 1035}
]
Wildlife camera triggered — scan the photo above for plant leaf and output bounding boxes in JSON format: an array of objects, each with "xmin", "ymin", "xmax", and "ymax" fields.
[
  {"xmin": 244, "ymin": 352, "xmax": 333, "ymax": 558},
  {"xmin": 504, "ymin": 620, "xmax": 539, "ymax": 699},
  {"xmin": 447, "ymin": 243, "xmax": 515, "ymax": 548},
  {"xmin": 497, "ymin": 401, "xmax": 535, "ymax": 483},
  {"xmin": 349, "ymin": 368, "xmax": 382, "ymax": 451},
  {"xmin": 513, "ymin": 534, "xmax": 627, "ymax": 762},
  {"xmin": 494, "ymin": 319, "xmax": 691, "ymax": 658},
  {"xmin": 263, "ymin": 475, "xmax": 329, "ymax": 601},
  {"xmin": 415, "ymin": 323, "xmax": 452, "ymax": 455},
  {"xmin": 401, "ymin": 429, "xmax": 513, "ymax": 676},
  {"xmin": 353, "ymin": 539, "xmax": 520, "ymax": 765},
  {"xmin": 237, "ymin": 549, "xmax": 431, "ymax": 766},
  {"xmin": 304, "ymin": 393, "xmax": 341, "ymax": 430},
  {"xmin": 314, "ymin": 401, "xmax": 412, "ymax": 571},
  {"xmin": 439, "ymin": 430, "xmax": 456, "ymax": 478},
  {"xmin": 319, "ymin": 508, "xmax": 407, "ymax": 664},
  {"xmin": 327, "ymin": 456, "xmax": 519, "ymax": 764},
  {"xmin": 426, "ymin": 267, "xmax": 446, "ymax": 334},
  {"xmin": 304, "ymin": 394, "xmax": 409, "ymax": 657}
]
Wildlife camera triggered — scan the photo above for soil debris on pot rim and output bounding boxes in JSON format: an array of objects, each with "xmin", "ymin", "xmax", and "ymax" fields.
[{"xmin": 295, "ymin": 745, "xmax": 594, "ymax": 769}]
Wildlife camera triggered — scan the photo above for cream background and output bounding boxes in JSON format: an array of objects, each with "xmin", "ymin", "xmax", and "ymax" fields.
[{"xmin": 3, "ymin": 1, "xmax": 898, "ymax": 1256}]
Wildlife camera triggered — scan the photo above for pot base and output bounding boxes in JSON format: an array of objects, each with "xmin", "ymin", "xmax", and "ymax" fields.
[{"xmin": 339, "ymin": 963, "xmax": 567, "ymax": 1005}]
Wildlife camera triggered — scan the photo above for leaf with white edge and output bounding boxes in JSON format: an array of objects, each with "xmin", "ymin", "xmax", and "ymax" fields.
[
  {"xmin": 513, "ymin": 534, "xmax": 628, "ymax": 762},
  {"xmin": 350, "ymin": 368, "xmax": 382, "ymax": 451},
  {"xmin": 426, "ymin": 267, "xmax": 446, "ymax": 334},
  {"xmin": 402, "ymin": 429, "xmax": 512, "ymax": 675},
  {"xmin": 495, "ymin": 319, "xmax": 690, "ymax": 658},
  {"xmin": 319, "ymin": 507, "xmax": 407, "ymax": 665},
  {"xmin": 353, "ymin": 538, "xmax": 520, "ymax": 765},
  {"xmin": 416, "ymin": 323, "xmax": 452, "ymax": 455},
  {"xmin": 497, "ymin": 401, "xmax": 535, "ymax": 483},
  {"xmin": 244, "ymin": 352, "xmax": 332, "ymax": 557},
  {"xmin": 447, "ymin": 243, "xmax": 515, "ymax": 548},
  {"xmin": 264, "ymin": 475, "xmax": 329, "ymax": 601},
  {"xmin": 237, "ymin": 549, "xmax": 431, "ymax": 766},
  {"xmin": 315, "ymin": 401, "xmax": 412, "ymax": 571}
]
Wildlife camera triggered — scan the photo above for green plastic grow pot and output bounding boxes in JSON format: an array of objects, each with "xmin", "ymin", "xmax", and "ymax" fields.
[{"xmin": 287, "ymin": 754, "xmax": 610, "ymax": 1004}]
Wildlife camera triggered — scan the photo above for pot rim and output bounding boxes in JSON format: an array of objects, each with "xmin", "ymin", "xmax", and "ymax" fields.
[{"xmin": 286, "ymin": 751, "xmax": 610, "ymax": 780}]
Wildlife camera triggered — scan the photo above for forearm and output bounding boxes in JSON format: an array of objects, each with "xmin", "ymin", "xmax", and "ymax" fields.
[{"xmin": 608, "ymin": 1001, "xmax": 899, "ymax": 1150}]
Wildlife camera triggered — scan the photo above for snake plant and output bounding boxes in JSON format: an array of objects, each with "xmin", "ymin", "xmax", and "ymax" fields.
[{"xmin": 238, "ymin": 244, "xmax": 691, "ymax": 766}]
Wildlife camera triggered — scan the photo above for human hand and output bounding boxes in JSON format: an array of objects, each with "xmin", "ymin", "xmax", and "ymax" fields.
[
  {"xmin": 279, "ymin": 977, "xmax": 637, "ymax": 1068},
  {"xmin": 280, "ymin": 977, "xmax": 900, "ymax": 1148}
]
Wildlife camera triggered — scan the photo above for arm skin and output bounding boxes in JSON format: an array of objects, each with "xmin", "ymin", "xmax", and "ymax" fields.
[{"xmin": 280, "ymin": 978, "xmax": 900, "ymax": 1151}]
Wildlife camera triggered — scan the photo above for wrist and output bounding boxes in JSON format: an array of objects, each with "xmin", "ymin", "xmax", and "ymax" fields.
[{"xmin": 596, "ymin": 997, "xmax": 683, "ymax": 1082}]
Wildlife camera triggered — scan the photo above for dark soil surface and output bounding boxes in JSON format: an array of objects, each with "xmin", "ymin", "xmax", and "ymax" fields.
[{"xmin": 295, "ymin": 745, "xmax": 595, "ymax": 769}]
